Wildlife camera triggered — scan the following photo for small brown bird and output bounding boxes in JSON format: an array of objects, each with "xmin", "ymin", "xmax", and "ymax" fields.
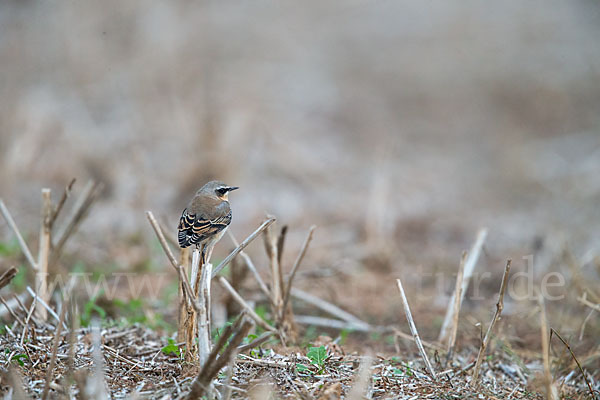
[{"xmin": 178, "ymin": 181, "xmax": 239, "ymax": 265}]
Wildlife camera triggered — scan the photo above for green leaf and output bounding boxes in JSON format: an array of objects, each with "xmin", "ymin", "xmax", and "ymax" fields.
[
  {"xmin": 161, "ymin": 338, "xmax": 181, "ymax": 357},
  {"xmin": 10, "ymin": 354, "xmax": 28, "ymax": 367},
  {"xmin": 296, "ymin": 363, "xmax": 312, "ymax": 373},
  {"xmin": 306, "ymin": 346, "xmax": 327, "ymax": 367}
]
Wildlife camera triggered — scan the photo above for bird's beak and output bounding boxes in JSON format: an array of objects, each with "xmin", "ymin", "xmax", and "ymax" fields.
[{"xmin": 227, "ymin": 186, "xmax": 239, "ymax": 192}]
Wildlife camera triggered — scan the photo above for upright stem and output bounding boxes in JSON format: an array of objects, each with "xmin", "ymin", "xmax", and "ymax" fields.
[{"xmin": 36, "ymin": 189, "xmax": 52, "ymax": 321}]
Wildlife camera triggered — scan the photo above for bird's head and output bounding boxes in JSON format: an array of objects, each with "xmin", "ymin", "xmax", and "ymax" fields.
[{"xmin": 200, "ymin": 180, "xmax": 239, "ymax": 201}]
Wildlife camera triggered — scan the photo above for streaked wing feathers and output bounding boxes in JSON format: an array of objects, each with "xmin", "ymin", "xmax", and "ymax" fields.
[{"xmin": 178, "ymin": 208, "xmax": 232, "ymax": 248}]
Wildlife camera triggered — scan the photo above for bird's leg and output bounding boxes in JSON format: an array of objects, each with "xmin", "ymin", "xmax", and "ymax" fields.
[{"xmin": 200, "ymin": 244, "xmax": 207, "ymax": 268}]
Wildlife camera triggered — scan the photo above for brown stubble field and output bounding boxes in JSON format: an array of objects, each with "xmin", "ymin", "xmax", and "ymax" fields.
[{"xmin": 1, "ymin": 1, "xmax": 599, "ymax": 399}]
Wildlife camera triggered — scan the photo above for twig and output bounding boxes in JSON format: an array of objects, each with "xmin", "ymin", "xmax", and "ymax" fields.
[
  {"xmin": 276, "ymin": 225, "xmax": 288, "ymax": 266},
  {"xmin": 0, "ymin": 266, "xmax": 18, "ymax": 290},
  {"xmin": 0, "ymin": 295, "xmax": 26, "ymax": 328},
  {"xmin": 26, "ymin": 286, "xmax": 67, "ymax": 329},
  {"xmin": 550, "ymin": 328, "xmax": 596, "ymax": 399},
  {"xmin": 212, "ymin": 217, "xmax": 276, "ymax": 278},
  {"xmin": 0, "ymin": 199, "xmax": 38, "ymax": 271},
  {"xmin": 49, "ymin": 178, "xmax": 76, "ymax": 227},
  {"xmin": 19, "ymin": 290, "xmax": 38, "ymax": 348},
  {"xmin": 146, "ymin": 211, "xmax": 178, "ymax": 271},
  {"xmin": 36, "ymin": 188, "xmax": 52, "ymax": 321},
  {"xmin": 291, "ymin": 287, "xmax": 371, "ymax": 330},
  {"xmin": 41, "ymin": 292, "xmax": 69, "ymax": 400},
  {"xmin": 577, "ymin": 294, "xmax": 600, "ymax": 312},
  {"xmin": 5, "ymin": 367, "xmax": 30, "ymax": 400},
  {"xmin": 187, "ymin": 318, "xmax": 253, "ymax": 399},
  {"xmin": 227, "ymin": 231, "xmax": 271, "ymax": 300},
  {"xmin": 446, "ymin": 251, "xmax": 467, "ymax": 366},
  {"xmin": 471, "ymin": 260, "xmax": 511, "ymax": 388},
  {"xmin": 347, "ymin": 355, "xmax": 373, "ymax": 400},
  {"xmin": 396, "ymin": 278, "xmax": 437, "ymax": 380},
  {"xmin": 294, "ymin": 315, "xmax": 372, "ymax": 332},
  {"xmin": 282, "ymin": 225, "xmax": 316, "ymax": 313},
  {"xmin": 439, "ymin": 228, "xmax": 487, "ymax": 342},
  {"xmin": 51, "ymin": 181, "xmax": 103, "ymax": 264},
  {"xmin": 264, "ymin": 224, "xmax": 284, "ymax": 323},
  {"xmin": 538, "ymin": 291, "xmax": 557, "ymax": 400},
  {"xmin": 218, "ymin": 276, "xmax": 276, "ymax": 332},
  {"xmin": 236, "ymin": 331, "xmax": 275, "ymax": 354}
]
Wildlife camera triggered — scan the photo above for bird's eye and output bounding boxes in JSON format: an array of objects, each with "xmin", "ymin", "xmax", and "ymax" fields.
[{"xmin": 217, "ymin": 188, "xmax": 227, "ymax": 196}]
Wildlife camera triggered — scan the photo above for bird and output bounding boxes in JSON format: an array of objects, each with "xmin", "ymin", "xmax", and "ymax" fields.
[{"xmin": 177, "ymin": 181, "xmax": 239, "ymax": 266}]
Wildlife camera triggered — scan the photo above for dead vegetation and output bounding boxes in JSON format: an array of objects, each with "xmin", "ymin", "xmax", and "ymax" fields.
[{"xmin": 0, "ymin": 187, "xmax": 598, "ymax": 399}]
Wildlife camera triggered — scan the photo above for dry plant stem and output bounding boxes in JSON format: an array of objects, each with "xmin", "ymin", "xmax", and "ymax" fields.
[
  {"xmin": 282, "ymin": 225, "xmax": 316, "ymax": 312},
  {"xmin": 293, "ymin": 315, "xmax": 372, "ymax": 332},
  {"xmin": 276, "ymin": 225, "xmax": 288, "ymax": 266},
  {"xmin": 236, "ymin": 331, "xmax": 275, "ymax": 354},
  {"xmin": 538, "ymin": 292, "xmax": 557, "ymax": 400},
  {"xmin": 347, "ymin": 355, "xmax": 373, "ymax": 400},
  {"xmin": 439, "ymin": 228, "xmax": 487, "ymax": 342},
  {"xmin": 36, "ymin": 188, "xmax": 52, "ymax": 321},
  {"xmin": 0, "ymin": 295, "xmax": 26, "ymax": 327},
  {"xmin": 6, "ymin": 368, "xmax": 30, "ymax": 400},
  {"xmin": 577, "ymin": 294, "xmax": 600, "ymax": 312},
  {"xmin": 0, "ymin": 199, "xmax": 38, "ymax": 271},
  {"xmin": 25, "ymin": 286, "xmax": 67, "ymax": 329},
  {"xmin": 178, "ymin": 247, "xmax": 190, "ymax": 343},
  {"xmin": 264, "ymin": 224, "xmax": 284, "ymax": 322},
  {"xmin": 41, "ymin": 293, "xmax": 69, "ymax": 400},
  {"xmin": 146, "ymin": 211, "xmax": 179, "ymax": 270},
  {"xmin": 396, "ymin": 278, "xmax": 437, "ymax": 381},
  {"xmin": 51, "ymin": 181, "xmax": 103, "ymax": 267},
  {"xmin": 227, "ymin": 231, "xmax": 271, "ymax": 300},
  {"xmin": 212, "ymin": 217, "xmax": 277, "ymax": 278},
  {"xmin": 49, "ymin": 178, "xmax": 76, "ymax": 227},
  {"xmin": 446, "ymin": 251, "xmax": 467, "ymax": 365},
  {"xmin": 187, "ymin": 319, "xmax": 253, "ymax": 400},
  {"xmin": 197, "ymin": 262, "xmax": 212, "ymax": 367},
  {"xmin": 219, "ymin": 276, "xmax": 276, "ymax": 332},
  {"xmin": 291, "ymin": 287, "xmax": 371, "ymax": 329},
  {"xmin": 470, "ymin": 259, "xmax": 511, "ymax": 388},
  {"xmin": 550, "ymin": 328, "xmax": 596, "ymax": 399},
  {"xmin": 0, "ymin": 266, "xmax": 18, "ymax": 290},
  {"xmin": 20, "ymin": 292, "xmax": 38, "ymax": 348}
]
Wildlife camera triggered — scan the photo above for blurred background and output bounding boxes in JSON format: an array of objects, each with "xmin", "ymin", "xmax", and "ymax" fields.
[{"xmin": 1, "ymin": 1, "xmax": 599, "ymax": 331}]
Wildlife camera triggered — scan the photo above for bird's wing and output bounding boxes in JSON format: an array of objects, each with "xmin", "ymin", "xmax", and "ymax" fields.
[{"xmin": 178, "ymin": 207, "xmax": 232, "ymax": 247}]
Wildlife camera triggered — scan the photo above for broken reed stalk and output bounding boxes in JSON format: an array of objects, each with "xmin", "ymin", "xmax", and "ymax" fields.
[
  {"xmin": 282, "ymin": 225, "xmax": 316, "ymax": 312},
  {"xmin": 291, "ymin": 287, "xmax": 371, "ymax": 330},
  {"xmin": 446, "ymin": 251, "xmax": 467, "ymax": 366},
  {"xmin": 227, "ymin": 231, "xmax": 272, "ymax": 300},
  {"xmin": 538, "ymin": 292, "xmax": 558, "ymax": 400},
  {"xmin": 186, "ymin": 317, "xmax": 254, "ymax": 399},
  {"xmin": 211, "ymin": 217, "xmax": 276, "ymax": 278},
  {"xmin": 41, "ymin": 292, "xmax": 69, "ymax": 400},
  {"xmin": 197, "ymin": 259, "xmax": 213, "ymax": 367},
  {"xmin": 347, "ymin": 355, "xmax": 373, "ymax": 400},
  {"xmin": 49, "ymin": 178, "xmax": 76, "ymax": 227},
  {"xmin": 50, "ymin": 180, "xmax": 103, "ymax": 268},
  {"xmin": 264, "ymin": 224, "xmax": 284, "ymax": 323},
  {"xmin": 0, "ymin": 267, "xmax": 18, "ymax": 290},
  {"xmin": 36, "ymin": 188, "xmax": 52, "ymax": 321},
  {"xmin": 470, "ymin": 259, "xmax": 511, "ymax": 388},
  {"xmin": 219, "ymin": 276, "xmax": 276, "ymax": 332},
  {"xmin": 177, "ymin": 247, "xmax": 190, "ymax": 344},
  {"xmin": 550, "ymin": 328, "xmax": 595, "ymax": 399},
  {"xmin": 439, "ymin": 228, "xmax": 487, "ymax": 342},
  {"xmin": 0, "ymin": 199, "xmax": 38, "ymax": 272},
  {"xmin": 396, "ymin": 277, "xmax": 437, "ymax": 380}
]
